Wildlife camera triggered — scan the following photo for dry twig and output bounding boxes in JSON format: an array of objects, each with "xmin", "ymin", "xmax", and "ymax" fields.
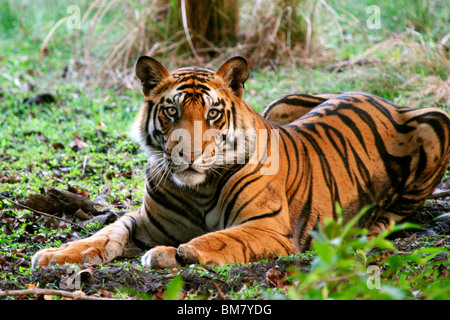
[
  {"xmin": 427, "ymin": 190, "xmax": 450, "ymax": 200},
  {"xmin": 0, "ymin": 288, "xmax": 119, "ymax": 300}
]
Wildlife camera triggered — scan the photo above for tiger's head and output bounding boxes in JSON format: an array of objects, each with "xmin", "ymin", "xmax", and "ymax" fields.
[{"xmin": 132, "ymin": 56, "xmax": 256, "ymax": 188}]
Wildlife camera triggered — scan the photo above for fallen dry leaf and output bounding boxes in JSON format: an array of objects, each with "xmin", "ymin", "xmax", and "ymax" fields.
[
  {"xmin": 52, "ymin": 142, "xmax": 65, "ymax": 150},
  {"xmin": 164, "ymin": 268, "xmax": 182, "ymax": 279},
  {"xmin": 98, "ymin": 288, "xmax": 114, "ymax": 298},
  {"xmin": 265, "ymin": 265, "xmax": 288, "ymax": 288},
  {"xmin": 22, "ymin": 93, "xmax": 56, "ymax": 105},
  {"xmin": 74, "ymin": 208, "xmax": 93, "ymax": 220},
  {"xmin": 0, "ymin": 173, "xmax": 21, "ymax": 183},
  {"xmin": 69, "ymin": 134, "xmax": 88, "ymax": 151}
]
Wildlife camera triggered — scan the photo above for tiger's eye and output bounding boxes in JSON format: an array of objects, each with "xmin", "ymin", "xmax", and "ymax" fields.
[
  {"xmin": 208, "ymin": 109, "xmax": 220, "ymax": 120},
  {"xmin": 165, "ymin": 107, "xmax": 177, "ymax": 117}
]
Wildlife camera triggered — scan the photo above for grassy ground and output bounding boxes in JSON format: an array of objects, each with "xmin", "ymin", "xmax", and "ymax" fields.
[{"xmin": 0, "ymin": 0, "xmax": 449, "ymax": 300}]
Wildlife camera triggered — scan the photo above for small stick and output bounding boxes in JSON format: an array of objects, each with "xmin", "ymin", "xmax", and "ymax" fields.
[
  {"xmin": 427, "ymin": 190, "xmax": 450, "ymax": 200},
  {"xmin": 0, "ymin": 288, "xmax": 119, "ymax": 300},
  {"xmin": 214, "ymin": 283, "xmax": 226, "ymax": 300},
  {"xmin": 0, "ymin": 194, "xmax": 86, "ymax": 231}
]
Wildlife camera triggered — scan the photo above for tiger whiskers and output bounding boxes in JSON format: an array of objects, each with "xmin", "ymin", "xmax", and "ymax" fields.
[
  {"xmin": 145, "ymin": 151, "xmax": 172, "ymax": 191},
  {"xmin": 208, "ymin": 167, "xmax": 225, "ymax": 180}
]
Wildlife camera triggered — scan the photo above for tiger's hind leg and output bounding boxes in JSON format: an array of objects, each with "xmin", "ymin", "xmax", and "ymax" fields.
[
  {"xmin": 368, "ymin": 108, "xmax": 450, "ymax": 237},
  {"xmin": 367, "ymin": 212, "xmax": 407, "ymax": 237}
]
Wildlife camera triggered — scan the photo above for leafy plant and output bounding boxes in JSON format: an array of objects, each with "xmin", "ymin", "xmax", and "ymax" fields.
[
  {"xmin": 284, "ymin": 204, "xmax": 449, "ymax": 300},
  {"xmin": 164, "ymin": 275, "xmax": 184, "ymax": 300}
]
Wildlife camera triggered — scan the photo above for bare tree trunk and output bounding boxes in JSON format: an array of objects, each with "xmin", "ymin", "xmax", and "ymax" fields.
[{"xmin": 184, "ymin": 0, "xmax": 239, "ymax": 56}]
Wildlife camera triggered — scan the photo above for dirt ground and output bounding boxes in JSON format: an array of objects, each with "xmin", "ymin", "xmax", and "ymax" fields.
[{"xmin": 1, "ymin": 194, "xmax": 449, "ymax": 299}]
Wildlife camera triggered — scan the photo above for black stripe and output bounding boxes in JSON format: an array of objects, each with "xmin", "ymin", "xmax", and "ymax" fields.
[
  {"xmin": 176, "ymin": 83, "xmax": 211, "ymax": 92},
  {"xmin": 279, "ymin": 133, "xmax": 291, "ymax": 184},
  {"xmin": 228, "ymin": 196, "xmax": 254, "ymax": 226},
  {"xmin": 147, "ymin": 179, "xmax": 206, "ymax": 228},
  {"xmin": 226, "ymin": 109, "xmax": 232, "ymax": 133},
  {"xmin": 278, "ymin": 126, "xmax": 301, "ymax": 205},
  {"xmin": 362, "ymin": 94, "xmax": 416, "ymax": 134},
  {"xmin": 127, "ymin": 216, "xmax": 152, "ymax": 251},
  {"xmin": 294, "ymin": 126, "xmax": 340, "ymax": 218},
  {"xmin": 241, "ymin": 207, "xmax": 282, "ymax": 224},
  {"xmin": 322, "ymin": 100, "xmax": 412, "ymax": 190},
  {"xmin": 280, "ymin": 96, "xmax": 326, "ymax": 107},
  {"xmin": 203, "ymin": 164, "xmax": 241, "ymax": 211},
  {"xmin": 225, "ymin": 233, "xmax": 248, "ymax": 259},
  {"xmin": 223, "ymin": 175, "xmax": 263, "ymax": 228},
  {"xmin": 319, "ymin": 122, "xmax": 354, "ymax": 183},
  {"xmin": 416, "ymin": 145, "xmax": 427, "ymax": 178},
  {"xmin": 296, "ymin": 176, "xmax": 313, "ymax": 248},
  {"xmin": 408, "ymin": 112, "xmax": 449, "ymax": 156},
  {"xmin": 264, "ymin": 94, "xmax": 329, "ymax": 116},
  {"xmin": 144, "ymin": 100, "xmax": 154, "ymax": 147},
  {"xmin": 144, "ymin": 205, "xmax": 182, "ymax": 245},
  {"xmin": 331, "ymin": 111, "xmax": 368, "ymax": 154},
  {"xmin": 231, "ymin": 101, "xmax": 237, "ymax": 133}
]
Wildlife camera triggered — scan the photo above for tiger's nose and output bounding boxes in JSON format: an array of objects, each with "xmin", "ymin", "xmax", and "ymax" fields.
[{"xmin": 179, "ymin": 150, "xmax": 202, "ymax": 163}]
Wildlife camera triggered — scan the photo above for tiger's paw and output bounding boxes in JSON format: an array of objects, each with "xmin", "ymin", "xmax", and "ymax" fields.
[
  {"xmin": 31, "ymin": 242, "xmax": 103, "ymax": 268},
  {"xmin": 141, "ymin": 244, "xmax": 200, "ymax": 269},
  {"xmin": 141, "ymin": 246, "xmax": 178, "ymax": 269},
  {"xmin": 176, "ymin": 244, "xmax": 200, "ymax": 265}
]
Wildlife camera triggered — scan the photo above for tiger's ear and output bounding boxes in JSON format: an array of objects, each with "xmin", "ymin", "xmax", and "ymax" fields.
[
  {"xmin": 135, "ymin": 56, "xmax": 170, "ymax": 96},
  {"xmin": 215, "ymin": 56, "xmax": 250, "ymax": 98}
]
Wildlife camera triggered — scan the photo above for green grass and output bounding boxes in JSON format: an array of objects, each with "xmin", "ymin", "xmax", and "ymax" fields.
[
  {"xmin": 0, "ymin": 83, "xmax": 146, "ymax": 199},
  {"xmin": 324, "ymin": 0, "xmax": 449, "ymax": 52},
  {"xmin": 0, "ymin": 0, "xmax": 449, "ymax": 300}
]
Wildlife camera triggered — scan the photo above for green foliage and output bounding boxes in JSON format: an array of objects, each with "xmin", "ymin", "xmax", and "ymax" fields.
[
  {"xmin": 164, "ymin": 275, "xmax": 184, "ymax": 300},
  {"xmin": 282, "ymin": 204, "xmax": 450, "ymax": 300},
  {"xmin": 135, "ymin": 205, "xmax": 449, "ymax": 300},
  {"xmin": 326, "ymin": 0, "xmax": 448, "ymax": 42}
]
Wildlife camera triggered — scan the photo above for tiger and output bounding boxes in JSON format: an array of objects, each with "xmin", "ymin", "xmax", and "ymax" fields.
[{"xmin": 31, "ymin": 56, "xmax": 450, "ymax": 269}]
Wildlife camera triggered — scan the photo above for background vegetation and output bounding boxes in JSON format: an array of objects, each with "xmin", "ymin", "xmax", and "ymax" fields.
[{"xmin": 0, "ymin": 0, "xmax": 449, "ymax": 300}]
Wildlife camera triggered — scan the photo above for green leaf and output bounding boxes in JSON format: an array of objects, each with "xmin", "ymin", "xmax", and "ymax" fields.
[
  {"xmin": 379, "ymin": 285, "xmax": 408, "ymax": 300},
  {"xmin": 164, "ymin": 275, "xmax": 184, "ymax": 300},
  {"xmin": 434, "ymin": 213, "xmax": 450, "ymax": 220},
  {"xmin": 340, "ymin": 204, "xmax": 373, "ymax": 240}
]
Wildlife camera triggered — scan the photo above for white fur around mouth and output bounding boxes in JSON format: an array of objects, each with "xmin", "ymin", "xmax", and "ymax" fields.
[{"xmin": 171, "ymin": 166, "xmax": 207, "ymax": 187}]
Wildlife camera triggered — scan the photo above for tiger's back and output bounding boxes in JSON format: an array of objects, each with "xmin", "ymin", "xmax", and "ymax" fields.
[{"xmin": 262, "ymin": 92, "xmax": 341, "ymax": 124}]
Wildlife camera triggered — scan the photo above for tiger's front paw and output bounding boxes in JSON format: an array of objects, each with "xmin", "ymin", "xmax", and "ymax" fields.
[
  {"xmin": 141, "ymin": 246, "xmax": 178, "ymax": 269},
  {"xmin": 141, "ymin": 244, "xmax": 200, "ymax": 269},
  {"xmin": 31, "ymin": 241, "xmax": 103, "ymax": 268}
]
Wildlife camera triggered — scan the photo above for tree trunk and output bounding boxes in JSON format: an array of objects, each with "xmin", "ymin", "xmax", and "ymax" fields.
[{"xmin": 184, "ymin": 0, "xmax": 239, "ymax": 55}]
